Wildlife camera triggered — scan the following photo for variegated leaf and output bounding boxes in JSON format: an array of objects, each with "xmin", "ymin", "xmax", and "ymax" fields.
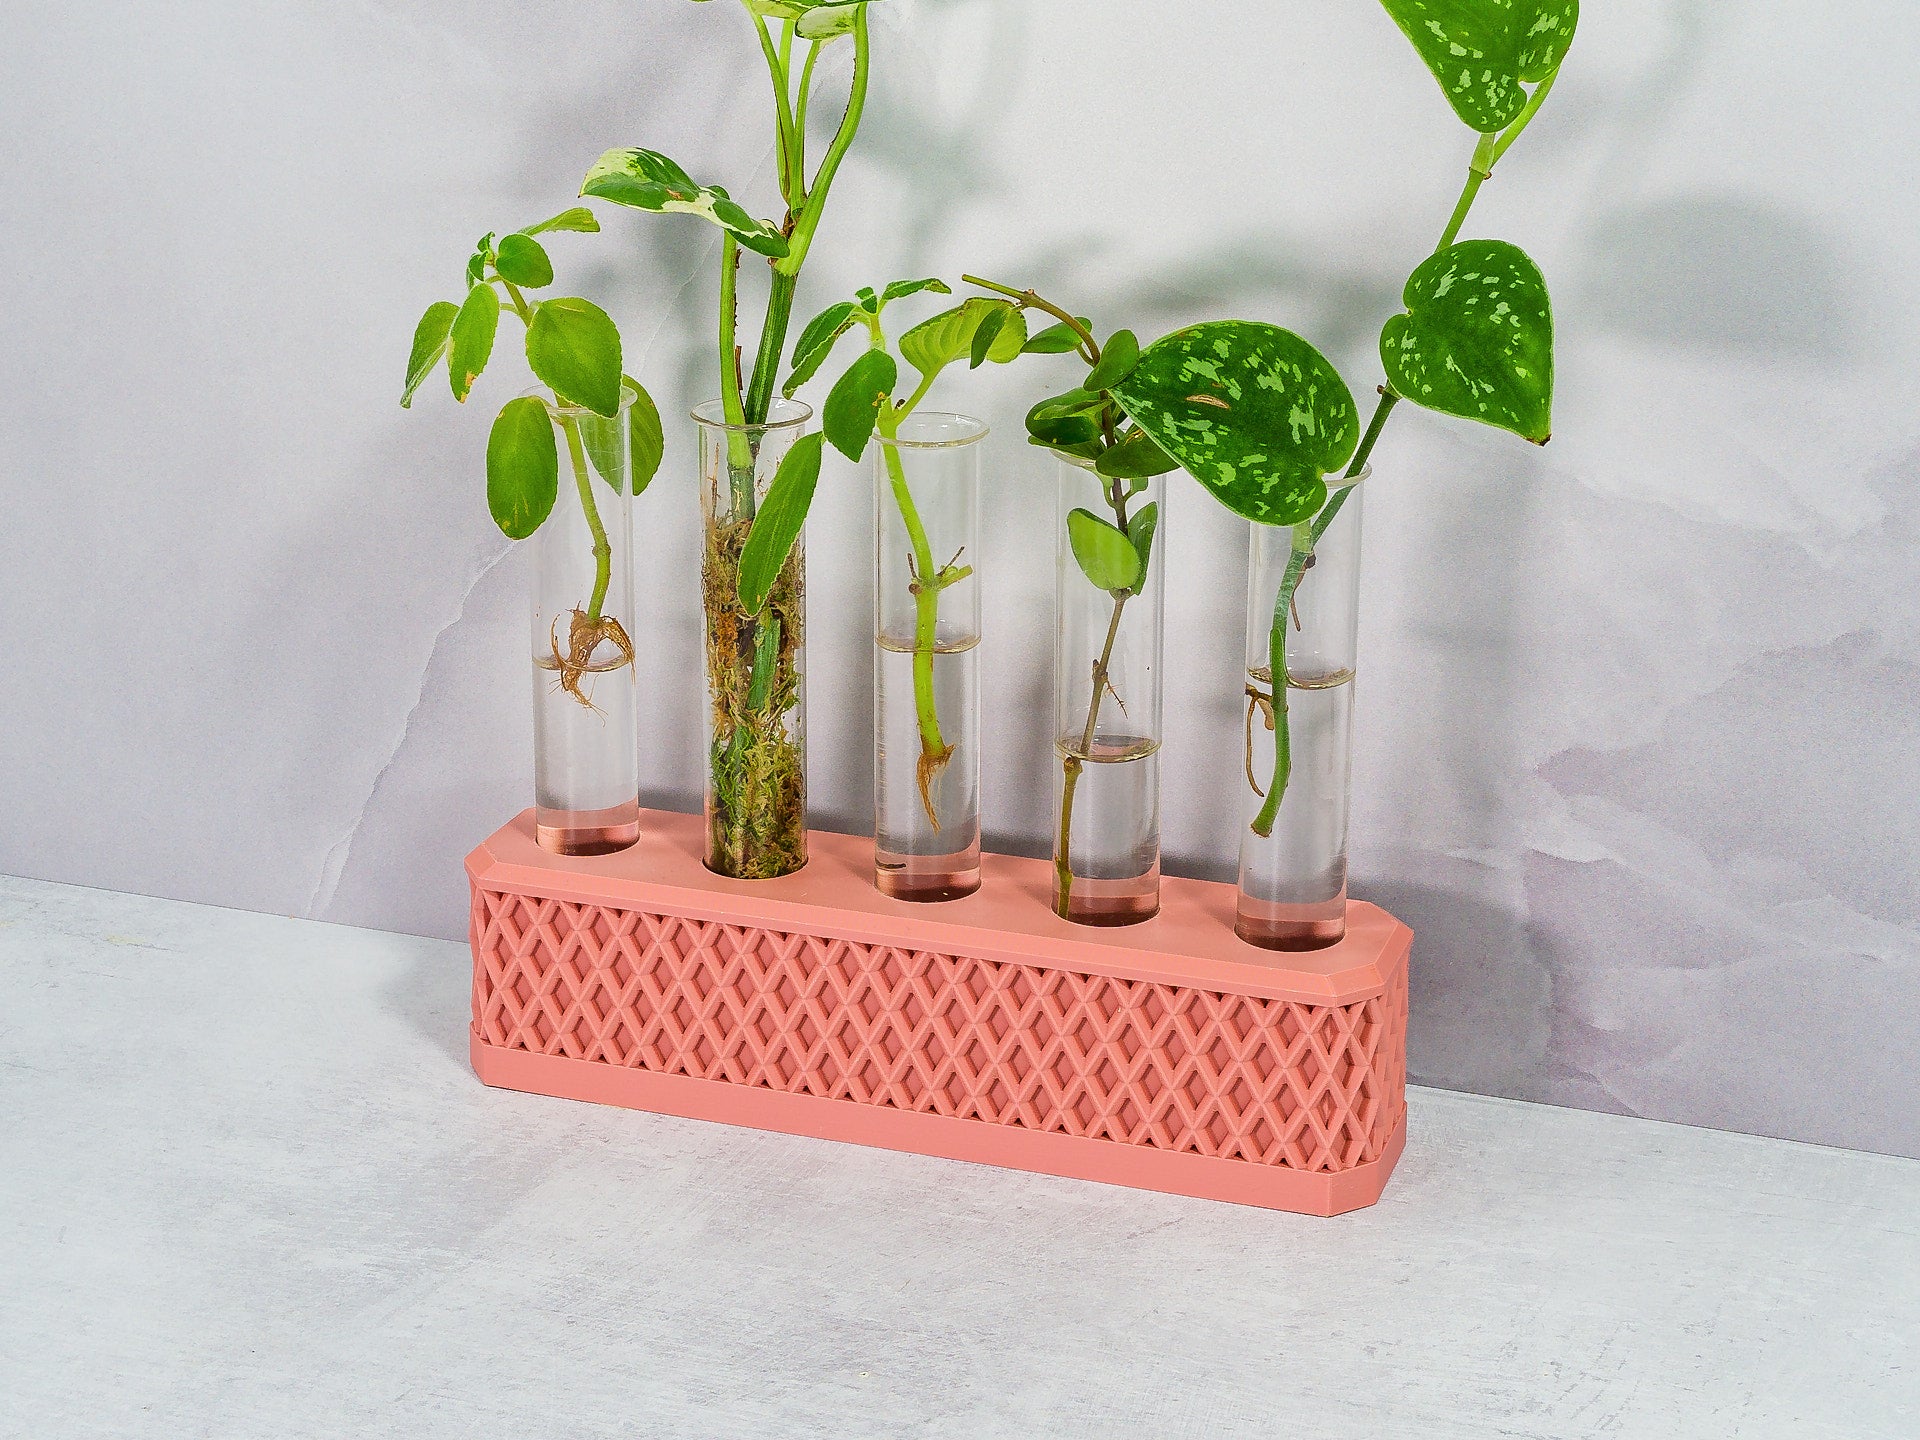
[
  {"xmin": 1379, "ymin": 0, "xmax": 1578, "ymax": 132},
  {"xmin": 580, "ymin": 149, "xmax": 789, "ymax": 258},
  {"xmin": 1379, "ymin": 239, "xmax": 1553, "ymax": 442},
  {"xmin": 1111, "ymin": 322, "xmax": 1358, "ymax": 527}
]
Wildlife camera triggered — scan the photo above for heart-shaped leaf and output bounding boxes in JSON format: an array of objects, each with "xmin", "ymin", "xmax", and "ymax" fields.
[
  {"xmin": 581, "ymin": 149, "xmax": 790, "ymax": 258},
  {"xmin": 899, "ymin": 298, "xmax": 1026, "ymax": 383},
  {"xmin": 737, "ymin": 433, "xmax": 824, "ymax": 614},
  {"xmin": 1379, "ymin": 238, "xmax": 1553, "ymax": 442},
  {"xmin": 448, "ymin": 282, "xmax": 500, "ymax": 403},
  {"xmin": 823, "ymin": 348, "xmax": 896, "ymax": 462},
  {"xmin": 1112, "ymin": 321, "xmax": 1359, "ymax": 527},
  {"xmin": 521, "ymin": 207, "xmax": 600, "ymax": 236},
  {"xmin": 1379, "ymin": 0, "xmax": 1579, "ymax": 132},
  {"xmin": 1085, "ymin": 329, "xmax": 1140, "ymax": 392},
  {"xmin": 1066, "ymin": 507, "xmax": 1143, "ymax": 593},
  {"xmin": 526, "ymin": 297, "xmax": 623, "ymax": 418},
  {"xmin": 784, "ymin": 300, "xmax": 861, "ymax": 395},
  {"xmin": 493, "ymin": 233, "xmax": 554, "ymax": 288},
  {"xmin": 401, "ymin": 300, "xmax": 458, "ymax": 408},
  {"xmin": 487, "ymin": 396, "xmax": 558, "ymax": 539}
]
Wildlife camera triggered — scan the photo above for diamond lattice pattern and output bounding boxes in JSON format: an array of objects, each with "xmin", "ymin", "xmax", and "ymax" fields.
[{"xmin": 471, "ymin": 889, "xmax": 1407, "ymax": 1173}]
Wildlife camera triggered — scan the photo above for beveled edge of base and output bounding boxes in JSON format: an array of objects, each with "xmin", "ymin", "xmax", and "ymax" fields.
[{"xmin": 471, "ymin": 1034, "xmax": 1406, "ymax": 1218}]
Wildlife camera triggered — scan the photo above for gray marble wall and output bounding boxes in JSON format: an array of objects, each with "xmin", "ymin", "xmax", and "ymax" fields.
[{"xmin": 4, "ymin": 1, "xmax": 1915, "ymax": 1155}]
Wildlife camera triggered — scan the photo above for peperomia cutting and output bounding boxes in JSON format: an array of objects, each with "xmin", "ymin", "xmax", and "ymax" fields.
[{"xmin": 580, "ymin": 0, "xmax": 883, "ymax": 878}]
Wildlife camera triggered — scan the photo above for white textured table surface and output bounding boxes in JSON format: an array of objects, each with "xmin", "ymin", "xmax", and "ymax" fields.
[{"xmin": 2, "ymin": 875, "xmax": 1914, "ymax": 1440}]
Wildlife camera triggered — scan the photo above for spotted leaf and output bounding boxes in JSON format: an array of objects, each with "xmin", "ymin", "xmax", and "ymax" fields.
[
  {"xmin": 1111, "ymin": 322, "xmax": 1358, "ymax": 528},
  {"xmin": 1379, "ymin": 0, "xmax": 1578, "ymax": 132},
  {"xmin": 581, "ymin": 148, "xmax": 789, "ymax": 258},
  {"xmin": 1380, "ymin": 239, "xmax": 1553, "ymax": 443}
]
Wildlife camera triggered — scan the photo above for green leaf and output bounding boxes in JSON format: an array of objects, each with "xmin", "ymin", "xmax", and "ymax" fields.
[
  {"xmin": 1112, "ymin": 321, "xmax": 1358, "ymax": 528},
  {"xmin": 899, "ymin": 298, "xmax": 1025, "ymax": 383},
  {"xmin": 784, "ymin": 300, "xmax": 862, "ymax": 396},
  {"xmin": 737, "ymin": 432, "xmax": 823, "ymax": 614},
  {"xmin": 624, "ymin": 376, "xmax": 664, "ymax": 495},
  {"xmin": 1379, "ymin": 0, "xmax": 1579, "ymax": 132},
  {"xmin": 1127, "ymin": 500, "xmax": 1160, "ymax": 579},
  {"xmin": 486, "ymin": 397, "xmax": 558, "ymax": 540},
  {"xmin": 581, "ymin": 149, "xmax": 789, "ymax": 258},
  {"xmin": 401, "ymin": 300, "xmax": 458, "ymax": 408},
  {"xmin": 969, "ymin": 306, "xmax": 1008, "ymax": 369},
  {"xmin": 574, "ymin": 378, "xmax": 662, "ymax": 497},
  {"xmin": 578, "ymin": 406, "xmax": 625, "ymax": 495},
  {"xmin": 1023, "ymin": 320, "xmax": 1085, "ymax": 355},
  {"xmin": 465, "ymin": 233, "xmax": 494, "ymax": 289},
  {"xmin": 493, "ymin": 233, "xmax": 554, "ymax": 288},
  {"xmin": 522, "ymin": 207, "xmax": 600, "ymax": 236},
  {"xmin": 1025, "ymin": 388, "xmax": 1104, "ymax": 447},
  {"xmin": 823, "ymin": 349, "xmax": 896, "ymax": 462},
  {"xmin": 1085, "ymin": 329, "xmax": 1140, "ymax": 392},
  {"xmin": 1094, "ymin": 427, "xmax": 1177, "ymax": 480},
  {"xmin": 526, "ymin": 297, "xmax": 623, "ymax": 418},
  {"xmin": 1066, "ymin": 508, "xmax": 1143, "ymax": 593},
  {"xmin": 856, "ymin": 286, "xmax": 880, "ymax": 314},
  {"xmin": 448, "ymin": 283, "xmax": 500, "ymax": 403},
  {"xmin": 881, "ymin": 277, "xmax": 951, "ymax": 304},
  {"xmin": 1380, "ymin": 238, "xmax": 1554, "ymax": 442}
]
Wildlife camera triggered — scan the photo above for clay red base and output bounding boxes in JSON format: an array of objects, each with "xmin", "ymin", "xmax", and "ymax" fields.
[{"xmin": 468, "ymin": 809, "xmax": 1410, "ymax": 1216}]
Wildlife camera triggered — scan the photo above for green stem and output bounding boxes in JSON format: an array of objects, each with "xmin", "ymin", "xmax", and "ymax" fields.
[
  {"xmin": 778, "ymin": 8, "xmax": 870, "ymax": 276},
  {"xmin": 733, "ymin": 10, "xmax": 868, "ymax": 426},
  {"xmin": 962, "ymin": 273, "xmax": 1100, "ymax": 362},
  {"xmin": 794, "ymin": 41, "xmax": 820, "ymax": 161},
  {"xmin": 753, "ymin": 13, "xmax": 801, "ymax": 208},
  {"xmin": 559, "ymin": 414, "xmax": 612, "ymax": 623},
  {"xmin": 497, "ymin": 278, "xmax": 534, "ymax": 325},
  {"xmin": 743, "ymin": 268, "xmax": 797, "ymax": 426},
  {"xmin": 1436, "ymin": 137, "xmax": 1493, "ymax": 251},
  {"xmin": 1249, "ymin": 522, "xmax": 1314, "ymax": 836},
  {"xmin": 717, "ymin": 236, "xmax": 754, "ymax": 502},
  {"xmin": 1491, "ymin": 70, "xmax": 1556, "ymax": 168},
  {"xmin": 877, "ymin": 402, "xmax": 948, "ymax": 774},
  {"xmin": 1346, "ymin": 388, "xmax": 1400, "ymax": 481},
  {"xmin": 1054, "ymin": 479, "xmax": 1136, "ymax": 918},
  {"xmin": 1055, "ymin": 589, "xmax": 1130, "ymax": 919}
]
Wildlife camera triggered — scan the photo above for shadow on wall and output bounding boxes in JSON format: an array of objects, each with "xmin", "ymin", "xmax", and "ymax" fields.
[
  {"xmin": 1578, "ymin": 194, "xmax": 1857, "ymax": 362},
  {"xmin": 1362, "ymin": 862, "xmax": 1568, "ymax": 1107}
]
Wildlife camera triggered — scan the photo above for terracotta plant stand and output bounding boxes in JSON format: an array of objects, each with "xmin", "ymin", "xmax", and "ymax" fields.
[{"xmin": 468, "ymin": 809, "xmax": 1410, "ymax": 1215}]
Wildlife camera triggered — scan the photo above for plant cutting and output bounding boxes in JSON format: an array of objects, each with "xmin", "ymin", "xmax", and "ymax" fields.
[
  {"xmin": 401, "ymin": 209, "xmax": 665, "ymax": 854},
  {"xmin": 782, "ymin": 278, "xmax": 1030, "ymax": 897},
  {"xmin": 1227, "ymin": 0, "xmax": 1573, "ymax": 948},
  {"xmin": 579, "ymin": 0, "xmax": 884, "ymax": 880}
]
